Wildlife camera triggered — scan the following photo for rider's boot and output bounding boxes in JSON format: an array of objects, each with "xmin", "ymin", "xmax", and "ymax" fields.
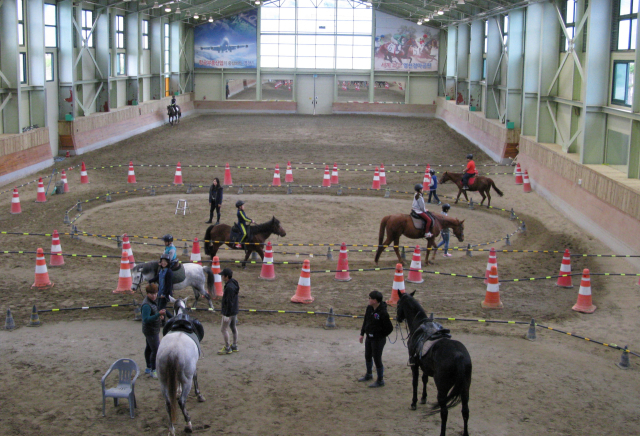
[{"xmin": 369, "ymin": 367, "xmax": 385, "ymax": 388}]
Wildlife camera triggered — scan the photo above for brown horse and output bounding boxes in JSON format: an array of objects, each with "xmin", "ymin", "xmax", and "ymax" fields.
[
  {"xmin": 374, "ymin": 213, "xmax": 464, "ymax": 266},
  {"xmin": 439, "ymin": 171, "xmax": 504, "ymax": 207},
  {"xmin": 203, "ymin": 217, "xmax": 286, "ymax": 267}
]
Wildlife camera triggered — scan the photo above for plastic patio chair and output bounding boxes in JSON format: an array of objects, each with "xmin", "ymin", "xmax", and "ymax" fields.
[{"xmin": 101, "ymin": 358, "xmax": 139, "ymax": 419}]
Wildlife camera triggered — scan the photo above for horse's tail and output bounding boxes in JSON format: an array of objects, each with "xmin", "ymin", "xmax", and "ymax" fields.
[
  {"xmin": 427, "ymin": 352, "xmax": 469, "ymax": 415},
  {"xmin": 491, "ymin": 179, "xmax": 504, "ymax": 197},
  {"xmin": 204, "ymin": 225, "xmax": 212, "ymax": 256},
  {"xmin": 203, "ymin": 266, "xmax": 214, "ymax": 295},
  {"xmin": 378, "ymin": 215, "xmax": 390, "ymax": 247},
  {"xmin": 161, "ymin": 355, "xmax": 180, "ymax": 424}
]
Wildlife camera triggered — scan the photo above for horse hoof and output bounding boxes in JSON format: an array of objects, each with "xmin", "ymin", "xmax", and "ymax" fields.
[
  {"xmin": 420, "ymin": 398, "xmax": 427, "ymax": 405},
  {"xmin": 185, "ymin": 422, "xmax": 193, "ymax": 433},
  {"xmin": 410, "ymin": 404, "xmax": 417, "ymax": 411},
  {"xmin": 197, "ymin": 394, "xmax": 206, "ymax": 402}
]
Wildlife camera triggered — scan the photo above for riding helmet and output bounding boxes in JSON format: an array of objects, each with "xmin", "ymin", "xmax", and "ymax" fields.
[
  {"xmin": 466, "ymin": 153, "xmax": 473, "ymax": 160},
  {"xmin": 235, "ymin": 200, "xmax": 245, "ymax": 208},
  {"xmin": 429, "ymin": 169, "xmax": 435, "ymax": 175},
  {"xmin": 160, "ymin": 253, "xmax": 172, "ymax": 262},
  {"xmin": 162, "ymin": 234, "xmax": 173, "ymax": 243},
  {"xmin": 414, "ymin": 183, "xmax": 423, "ymax": 192},
  {"xmin": 442, "ymin": 203, "xmax": 451, "ymax": 212}
]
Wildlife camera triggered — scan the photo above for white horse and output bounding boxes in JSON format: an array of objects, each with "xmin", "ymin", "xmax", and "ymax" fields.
[
  {"xmin": 157, "ymin": 298, "xmax": 205, "ymax": 436},
  {"xmin": 131, "ymin": 261, "xmax": 215, "ymax": 310}
]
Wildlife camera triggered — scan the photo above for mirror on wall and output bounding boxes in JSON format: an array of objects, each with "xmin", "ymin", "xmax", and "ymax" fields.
[
  {"xmin": 373, "ymin": 80, "xmax": 405, "ymax": 103},
  {"xmin": 336, "ymin": 80, "xmax": 369, "ymax": 102},
  {"xmin": 226, "ymin": 78, "xmax": 257, "ymax": 100},
  {"xmin": 261, "ymin": 79, "xmax": 294, "ymax": 101}
]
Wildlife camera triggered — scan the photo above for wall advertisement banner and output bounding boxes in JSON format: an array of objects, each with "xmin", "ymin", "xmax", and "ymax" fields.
[
  {"xmin": 374, "ymin": 11, "xmax": 439, "ymax": 72},
  {"xmin": 194, "ymin": 10, "xmax": 258, "ymax": 69}
]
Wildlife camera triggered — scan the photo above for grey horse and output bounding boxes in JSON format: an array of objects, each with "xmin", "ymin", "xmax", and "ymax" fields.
[{"xmin": 131, "ymin": 261, "xmax": 215, "ymax": 310}]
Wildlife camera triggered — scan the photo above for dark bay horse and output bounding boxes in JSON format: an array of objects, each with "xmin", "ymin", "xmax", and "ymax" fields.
[
  {"xmin": 439, "ymin": 171, "xmax": 504, "ymax": 207},
  {"xmin": 396, "ymin": 291, "xmax": 472, "ymax": 436},
  {"xmin": 167, "ymin": 105, "xmax": 181, "ymax": 125},
  {"xmin": 374, "ymin": 213, "xmax": 464, "ymax": 266},
  {"xmin": 203, "ymin": 216, "xmax": 286, "ymax": 267}
]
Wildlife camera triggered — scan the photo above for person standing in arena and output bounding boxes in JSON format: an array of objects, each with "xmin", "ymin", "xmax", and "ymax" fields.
[
  {"xmin": 206, "ymin": 177, "xmax": 223, "ymax": 224},
  {"xmin": 358, "ymin": 290, "xmax": 394, "ymax": 388},
  {"xmin": 427, "ymin": 169, "xmax": 441, "ymax": 205},
  {"xmin": 437, "ymin": 203, "xmax": 453, "ymax": 257},
  {"xmin": 141, "ymin": 283, "xmax": 165, "ymax": 379},
  {"xmin": 218, "ymin": 268, "xmax": 239, "ymax": 355}
]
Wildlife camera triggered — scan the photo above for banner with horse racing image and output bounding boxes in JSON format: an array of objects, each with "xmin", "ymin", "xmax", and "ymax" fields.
[
  {"xmin": 194, "ymin": 9, "xmax": 257, "ymax": 69},
  {"xmin": 374, "ymin": 11, "xmax": 439, "ymax": 72}
]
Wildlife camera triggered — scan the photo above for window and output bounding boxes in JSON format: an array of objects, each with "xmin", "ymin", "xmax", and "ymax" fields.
[
  {"xmin": 18, "ymin": 0, "xmax": 25, "ymax": 46},
  {"xmin": 117, "ymin": 53, "xmax": 126, "ymax": 75},
  {"xmin": 82, "ymin": 10, "xmax": 94, "ymax": 48},
  {"xmin": 19, "ymin": 53, "xmax": 27, "ymax": 84},
  {"xmin": 45, "ymin": 53, "xmax": 54, "ymax": 81},
  {"xmin": 142, "ymin": 20, "xmax": 149, "ymax": 50},
  {"xmin": 45, "ymin": 4, "xmax": 57, "ymax": 47},
  {"xmin": 617, "ymin": 0, "xmax": 638, "ymax": 50},
  {"xmin": 563, "ymin": 0, "xmax": 576, "ymax": 51},
  {"xmin": 482, "ymin": 20, "xmax": 487, "ymax": 80},
  {"xmin": 612, "ymin": 60, "xmax": 635, "ymax": 106},
  {"xmin": 116, "ymin": 15, "xmax": 125, "ymax": 49},
  {"xmin": 502, "ymin": 15, "xmax": 508, "ymax": 46},
  {"xmin": 164, "ymin": 23, "xmax": 170, "ymax": 74}
]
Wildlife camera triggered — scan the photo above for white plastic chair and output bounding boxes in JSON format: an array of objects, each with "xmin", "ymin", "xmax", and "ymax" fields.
[{"xmin": 101, "ymin": 358, "xmax": 139, "ymax": 419}]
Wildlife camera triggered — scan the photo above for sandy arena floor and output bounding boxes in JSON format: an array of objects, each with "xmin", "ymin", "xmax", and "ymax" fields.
[{"xmin": 0, "ymin": 114, "xmax": 639, "ymax": 436}]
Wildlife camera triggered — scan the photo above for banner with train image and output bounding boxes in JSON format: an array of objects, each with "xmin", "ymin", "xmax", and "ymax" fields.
[
  {"xmin": 194, "ymin": 10, "xmax": 257, "ymax": 69},
  {"xmin": 374, "ymin": 11, "xmax": 439, "ymax": 72}
]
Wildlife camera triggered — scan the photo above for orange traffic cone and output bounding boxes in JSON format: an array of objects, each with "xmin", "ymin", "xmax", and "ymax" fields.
[
  {"xmin": 224, "ymin": 163, "xmax": 233, "ymax": 185},
  {"xmin": 557, "ymin": 249, "xmax": 573, "ymax": 287},
  {"xmin": 127, "ymin": 161, "xmax": 137, "ymax": 183},
  {"xmin": 35, "ymin": 178, "xmax": 47, "ymax": 203},
  {"xmin": 330, "ymin": 162, "xmax": 339, "ymax": 185},
  {"xmin": 371, "ymin": 167, "xmax": 381, "ymax": 190},
  {"xmin": 484, "ymin": 247, "xmax": 497, "ymax": 284},
  {"xmin": 211, "ymin": 256, "xmax": 223, "ymax": 299},
  {"xmin": 32, "ymin": 248, "xmax": 54, "ymax": 289},
  {"xmin": 407, "ymin": 245, "xmax": 424, "ymax": 284},
  {"xmin": 334, "ymin": 242, "xmax": 351, "ymax": 282},
  {"xmin": 122, "ymin": 233, "xmax": 135, "ymax": 266},
  {"xmin": 387, "ymin": 263, "xmax": 405, "ymax": 306},
  {"xmin": 322, "ymin": 165, "xmax": 331, "ymax": 187},
  {"xmin": 285, "ymin": 161, "xmax": 294, "ymax": 183},
  {"xmin": 80, "ymin": 162, "xmax": 89, "ymax": 183},
  {"xmin": 572, "ymin": 269, "xmax": 596, "ymax": 313},
  {"xmin": 10, "ymin": 188, "xmax": 21, "ymax": 214},
  {"xmin": 259, "ymin": 241, "xmax": 276, "ymax": 280},
  {"xmin": 50, "ymin": 230, "xmax": 65, "ymax": 266},
  {"xmin": 61, "ymin": 170, "xmax": 70, "ymax": 193},
  {"xmin": 523, "ymin": 170, "xmax": 532, "ymax": 193},
  {"xmin": 514, "ymin": 163, "xmax": 523, "ymax": 184},
  {"xmin": 291, "ymin": 259, "xmax": 314, "ymax": 303},
  {"xmin": 379, "ymin": 163, "xmax": 387, "ymax": 185},
  {"xmin": 272, "ymin": 164, "xmax": 281, "ymax": 187},
  {"xmin": 174, "ymin": 162, "xmax": 183, "ymax": 185},
  {"xmin": 422, "ymin": 166, "xmax": 431, "ymax": 191},
  {"xmin": 191, "ymin": 238, "xmax": 202, "ymax": 265},
  {"xmin": 481, "ymin": 265, "xmax": 503, "ymax": 308},
  {"xmin": 113, "ymin": 250, "xmax": 133, "ymax": 294}
]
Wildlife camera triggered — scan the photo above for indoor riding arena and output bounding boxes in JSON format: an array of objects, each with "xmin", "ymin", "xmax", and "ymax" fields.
[{"xmin": 1, "ymin": 1, "xmax": 640, "ymax": 435}]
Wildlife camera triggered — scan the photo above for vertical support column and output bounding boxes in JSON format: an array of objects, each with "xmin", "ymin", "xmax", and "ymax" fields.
[
  {"xmin": 485, "ymin": 17, "xmax": 502, "ymax": 119},
  {"xmin": 126, "ymin": 12, "xmax": 140, "ymax": 104},
  {"xmin": 521, "ymin": 3, "xmax": 542, "ymax": 136},
  {"xmin": 1, "ymin": 0, "xmax": 21, "ymax": 133},
  {"xmin": 506, "ymin": 9, "xmax": 524, "ymax": 128},
  {"xmin": 150, "ymin": 17, "xmax": 162, "ymax": 100},
  {"xmin": 369, "ymin": 9, "xmax": 376, "ymax": 103},
  {"xmin": 536, "ymin": 2, "xmax": 560, "ymax": 143},
  {"xmin": 170, "ymin": 20, "xmax": 180, "ymax": 96},
  {"xmin": 57, "ymin": 0, "xmax": 75, "ymax": 119},
  {"xmin": 629, "ymin": 9, "xmax": 640, "ymax": 178},
  {"xmin": 456, "ymin": 23, "xmax": 470, "ymax": 105},
  {"xmin": 27, "ymin": 0, "xmax": 46, "ymax": 127},
  {"xmin": 95, "ymin": 8, "xmax": 110, "ymax": 112},
  {"xmin": 256, "ymin": 8, "xmax": 261, "ymax": 101},
  {"xmin": 469, "ymin": 20, "xmax": 484, "ymax": 110},
  {"xmin": 446, "ymin": 26, "xmax": 457, "ymax": 99},
  {"xmin": 578, "ymin": 0, "xmax": 611, "ymax": 164}
]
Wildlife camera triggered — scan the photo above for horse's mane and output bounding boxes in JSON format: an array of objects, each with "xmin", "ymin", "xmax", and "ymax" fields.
[
  {"xmin": 434, "ymin": 213, "xmax": 460, "ymax": 226},
  {"xmin": 399, "ymin": 293, "xmax": 428, "ymax": 325},
  {"xmin": 252, "ymin": 217, "xmax": 279, "ymax": 234}
]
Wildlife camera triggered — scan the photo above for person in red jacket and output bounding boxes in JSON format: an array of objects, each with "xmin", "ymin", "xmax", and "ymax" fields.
[{"xmin": 462, "ymin": 154, "xmax": 476, "ymax": 190}]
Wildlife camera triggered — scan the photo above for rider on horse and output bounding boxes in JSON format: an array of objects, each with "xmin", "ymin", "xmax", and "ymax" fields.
[
  {"xmin": 162, "ymin": 234, "xmax": 178, "ymax": 263},
  {"xmin": 171, "ymin": 96, "xmax": 177, "ymax": 108},
  {"xmin": 412, "ymin": 184, "xmax": 433, "ymax": 239},
  {"xmin": 235, "ymin": 200, "xmax": 253, "ymax": 249},
  {"xmin": 462, "ymin": 154, "xmax": 476, "ymax": 190}
]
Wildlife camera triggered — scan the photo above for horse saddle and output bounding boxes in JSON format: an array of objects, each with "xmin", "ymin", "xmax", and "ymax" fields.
[
  {"xmin": 410, "ymin": 211, "xmax": 435, "ymax": 236},
  {"xmin": 409, "ymin": 324, "xmax": 452, "ymax": 362},
  {"xmin": 170, "ymin": 262, "xmax": 186, "ymax": 284},
  {"xmin": 230, "ymin": 223, "xmax": 252, "ymax": 246},
  {"xmin": 163, "ymin": 313, "xmax": 204, "ymax": 357}
]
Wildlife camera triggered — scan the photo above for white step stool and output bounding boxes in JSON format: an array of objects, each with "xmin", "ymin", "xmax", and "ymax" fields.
[{"xmin": 175, "ymin": 199, "xmax": 190, "ymax": 215}]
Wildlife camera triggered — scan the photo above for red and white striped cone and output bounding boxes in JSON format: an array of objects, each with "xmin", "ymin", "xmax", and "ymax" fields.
[
  {"xmin": 407, "ymin": 245, "xmax": 424, "ymax": 284},
  {"xmin": 49, "ymin": 230, "xmax": 65, "ymax": 266},
  {"xmin": 272, "ymin": 164, "xmax": 281, "ymax": 187},
  {"xmin": 557, "ymin": 249, "xmax": 573, "ymax": 288},
  {"xmin": 174, "ymin": 162, "xmax": 183, "ymax": 185},
  {"xmin": 35, "ymin": 178, "xmax": 47, "ymax": 203},
  {"xmin": 211, "ymin": 256, "xmax": 223, "ymax": 299},
  {"xmin": 291, "ymin": 259, "xmax": 314, "ymax": 303},
  {"xmin": 572, "ymin": 269, "xmax": 596, "ymax": 313},
  {"xmin": 191, "ymin": 238, "xmax": 202, "ymax": 265},
  {"xmin": 80, "ymin": 162, "xmax": 89, "ymax": 184},
  {"xmin": 259, "ymin": 241, "xmax": 276, "ymax": 280},
  {"xmin": 113, "ymin": 250, "xmax": 133, "ymax": 294},
  {"xmin": 514, "ymin": 163, "xmax": 523, "ymax": 184},
  {"xmin": 523, "ymin": 170, "xmax": 532, "ymax": 193},
  {"xmin": 10, "ymin": 188, "xmax": 21, "ymax": 214},
  {"xmin": 322, "ymin": 165, "xmax": 331, "ymax": 187},
  {"xmin": 330, "ymin": 162, "xmax": 339, "ymax": 185},
  {"xmin": 285, "ymin": 161, "xmax": 294, "ymax": 183},
  {"xmin": 484, "ymin": 247, "xmax": 497, "ymax": 284},
  {"xmin": 481, "ymin": 265, "xmax": 503, "ymax": 309},
  {"xmin": 61, "ymin": 170, "xmax": 70, "ymax": 193},
  {"xmin": 127, "ymin": 161, "xmax": 137, "ymax": 183},
  {"xmin": 32, "ymin": 248, "xmax": 54, "ymax": 289},
  {"xmin": 334, "ymin": 242, "xmax": 351, "ymax": 282},
  {"xmin": 122, "ymin": 233, "xmax": 135, "ymax": 266},
  {"xmin": 423, "ymin": 167, "xmax": 431, "ymax": 191},
  {"xmin": 224, "ymin": 163, "xmax": 233, "ymax": 185},
  {"xmin": 387, "ymin": 263, "xmax": 405, "ymax": 306},
  {"xmin": 371, "ymin": 167, "xmax": 381, "ymax": 190},
  {"xmin": 379, "ymin": 163, "xmax": 387, "ymax": 185}
]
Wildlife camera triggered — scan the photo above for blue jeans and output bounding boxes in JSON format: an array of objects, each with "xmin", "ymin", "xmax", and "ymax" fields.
[
  {"xmin": 428, "ymin": 190, "xmax": 440, "ymax": 204},
  {"xmin": 437, "ymin": 232, "xmax": 450, "ymax": 254}
]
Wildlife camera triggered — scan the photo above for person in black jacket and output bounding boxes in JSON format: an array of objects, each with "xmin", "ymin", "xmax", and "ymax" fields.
[
  {"xmin": 218, "ymin": 268, "xmax": 239, "ymax": 355},
  {"xmin": 141, "ymin": 284, "xmax": 166, "ymax": 379},
  {"xmin": 206, "ymin": 177, "xmax": 223, "ymax": 224},
  {"xmin": 359, "ymin": 290, "xmax": 393, "ymax": 388}
]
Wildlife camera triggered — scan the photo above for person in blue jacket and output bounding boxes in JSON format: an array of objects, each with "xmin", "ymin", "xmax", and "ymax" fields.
[
  {"xmin": 150, "ymin": 254, "xmax": 174, "ymax": 322},
  {"xmin": 235, "ymin": 200, "xmax": 253, "ymax": 248},
  {"xmin": 161, "ymin": 234, "xmax": 177, "ymax": 262},
  {"xmin": 427, "ymin": 169, "xmax": 441, "ymax": 205}
]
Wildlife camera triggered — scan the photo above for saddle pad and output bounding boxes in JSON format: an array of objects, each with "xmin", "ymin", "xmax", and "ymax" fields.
[
  {"xmin": 468, "ymin": 177, "xmax": 476, "ymax": 186},
  {"xmin": 166, "ymin": 331, "xmax": 203, "ymax": 358},
  {"xmin": 172, "ymin": 263, "xmax": 186, "ymax": 284},
  {"xmin": 421, "ymin": 337, "xmax": 443, "ymax": 357},
  {"xmin": 411, "ymin": 216, "xmax": 425, "ymax": 230}
]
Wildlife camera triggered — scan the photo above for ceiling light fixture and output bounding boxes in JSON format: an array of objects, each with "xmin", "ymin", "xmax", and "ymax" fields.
[
  {"xmin": 153, "ymin": 1, "xmax": 159, "ymax": 8},
  {"xmin": 164, "ymin": 5, "xmax": 171, "ymax": 12},
  {"xmin": 193, "ymin": 12, "xmax": 199, "ymax": 19},
  {"xmin": 176, "ymin": 6, "xmax": 180, "ymax": 13},
  {"xmin": 425, "ymin": 17, "xmax": 430, "ymax": 21},
  {"xmin": 438, "ymin": 9, "xmax": 444, "ymax": 14},
  {"xmin": 417, "ymin": 19, "xmax": 423, "ymax": 25},
  {"xmin": 255, "ymin": 0, "xmax": 261, "ymax": 4},
  {"xmin": 208, "ymin": 16, "xmax": 213, "ymax": 22}
]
